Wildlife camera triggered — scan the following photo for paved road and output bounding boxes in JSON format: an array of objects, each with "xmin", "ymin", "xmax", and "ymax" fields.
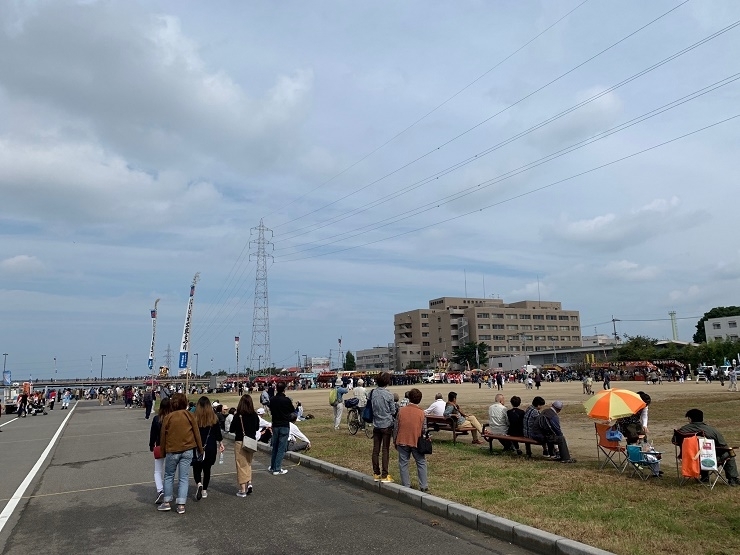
[{"xmin": 0, "ymin": 402, "xmax": 534, "ymax": 555}]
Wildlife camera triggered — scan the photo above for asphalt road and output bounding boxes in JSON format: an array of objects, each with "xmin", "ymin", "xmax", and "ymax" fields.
[{"xmin": 0, "ymin": 401, "xmax": 535, "ymax": 555}]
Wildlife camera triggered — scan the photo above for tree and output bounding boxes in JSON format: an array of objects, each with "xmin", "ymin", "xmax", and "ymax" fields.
[
  {"xmin": 613, "ymin": 335, "xmax": 659, "ymax": 361},
  {"xmin": 203, "ymin": 371, "xmax": 212, "ymax": 377},
  {"xmin": 344, "ymin": 351, "xmax": 356, "ymax": 372},
  {"xmin": 693, "ymin": 306, "xmax": 740, "ymax": 343},
  {"xmin": 452, "ymin": 342, "xmax": 489, "ymax": 369}
]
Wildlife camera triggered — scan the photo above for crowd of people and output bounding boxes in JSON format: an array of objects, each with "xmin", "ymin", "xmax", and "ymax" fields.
[{"xmin": 148, "ymin": 385, "xmax": 311, "ymax": 514}]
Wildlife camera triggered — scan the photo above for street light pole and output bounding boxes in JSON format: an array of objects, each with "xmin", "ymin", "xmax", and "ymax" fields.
[
  {"xmin": 100, "ymin": 354, "xmax": 106, "ymax": 380},
  {"xmin": 194, "ymin": 353, "xmax": 199, "ymax": 378},
  {"xmin": 2, "ymin": 353, "xmax": 7, "ymax": 375}
]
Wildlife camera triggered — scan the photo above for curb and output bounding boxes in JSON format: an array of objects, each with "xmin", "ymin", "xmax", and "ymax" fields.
[{"xmin": 225, "ymin": 434, "xmax": 614, "ymax": 555}]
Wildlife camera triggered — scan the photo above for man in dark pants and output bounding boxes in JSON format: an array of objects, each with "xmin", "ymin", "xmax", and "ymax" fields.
[
  {"xmin": 143, "ymin": 387, "xmax": 154, "ymax": 419},
  {"xmin": 678, "ymin": 408, "xmax": 739, "ymax": 486},
  {"xmin": 269, "ymin": 382, "xmax": 295, "ymax": 475}
]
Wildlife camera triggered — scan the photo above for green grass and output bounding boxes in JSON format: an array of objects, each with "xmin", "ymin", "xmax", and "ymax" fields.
[{"xmin": 297, "ymin": 394, "xmax": 740, "ymax": 555}]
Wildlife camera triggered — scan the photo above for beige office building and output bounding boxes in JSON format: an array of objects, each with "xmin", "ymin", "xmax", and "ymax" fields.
[{"xmin": 394, "ymin": 297, "xmax": 581, "ymax": 370}]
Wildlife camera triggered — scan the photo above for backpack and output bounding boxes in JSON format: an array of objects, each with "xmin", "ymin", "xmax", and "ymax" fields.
[
  {"xmin": 329, "ymin": 388, "xmax": 338, "ymax": 407},
  {"xmin": 362, "ymin": 389, "xmax": 374, "ymax": 423},
  {"xmin": 260, "ymin": 390, "xmax": 269, "ymax": 405}
]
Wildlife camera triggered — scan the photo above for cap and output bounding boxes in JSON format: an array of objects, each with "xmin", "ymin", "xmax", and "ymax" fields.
[
  {"xmin": 356, "ymin": 379, "xmax": 364, "ymax": 386},
  {"xmin": 552, "ymin": 400, "xmax": 564, "ymax": 410},
  {"xmin": 257, "ymin": 408, "xmax": 265, "ymax": 415},
  {"xmin": 335, "ymin": 378, "xmax": 342, "ymax": 386},
  {"xmin": 212, "ymin": 401, "xmax": 219, "ymax": 407}
]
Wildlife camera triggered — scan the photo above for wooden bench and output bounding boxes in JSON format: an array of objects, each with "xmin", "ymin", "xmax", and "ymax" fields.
[
  {"xmin": 426, "ymin": 415, "xmax": 487, "ymax": 445},
  {"xmin": 482, "ymin": 432, "xmax": 543, "ymax": 456}
]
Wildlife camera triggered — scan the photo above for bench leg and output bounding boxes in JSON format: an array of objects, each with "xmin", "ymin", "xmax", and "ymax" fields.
[{"xmin": 525, "ymin": 443, "xmax": 532, "ymax": 458}]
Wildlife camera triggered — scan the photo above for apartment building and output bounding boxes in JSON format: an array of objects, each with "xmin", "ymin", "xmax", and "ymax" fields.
[
  {"xmin": 394, "ymin": 297, "xmax": 581, "ymax": 370},
  {"xmin": 356, "ymin": 345, "xmax": 394, "ymax": 372},
  {"xmin": 704, "ymin": 316, "xmax": 740, "ymax": 342}
]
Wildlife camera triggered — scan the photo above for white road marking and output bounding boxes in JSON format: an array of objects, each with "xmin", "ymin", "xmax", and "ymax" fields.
[
  {"xmin": 0, "ymin": 418, "xmax": 19, "ymax": 428},
  {"xmin": 0, "ymin": 402, "xmax": 77, "ymax": 533}
]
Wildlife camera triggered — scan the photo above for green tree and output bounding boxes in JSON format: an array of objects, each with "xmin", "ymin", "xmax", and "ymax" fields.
[
  {"xmin": 344, "ymin": 351, "xmax": 356, "ymax": 372},
  {"xmin": 452, "ymin": 342, "xmax": 489, "ymax": 369},
  {"xmin": 203, "ymin": 371, "xmax": 212, "ymax": 377},
  {"xmin": 613, "ymin": 335, "xmax": 659, "ymax": 361},
  {"xmin": 693, "ymin": 306, "xmax": 740, "ymax": 343}
]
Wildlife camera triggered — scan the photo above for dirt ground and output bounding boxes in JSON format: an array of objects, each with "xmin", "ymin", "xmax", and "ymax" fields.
[{"xmin": 258, "ymin": 379, "xmax": 739, "ymax": 461}]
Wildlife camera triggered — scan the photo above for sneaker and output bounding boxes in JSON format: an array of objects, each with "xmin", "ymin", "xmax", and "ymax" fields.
[
  {"xmin": 267, "ymin": 467, "xmax": 272, "ymax": 472},
  {"xmin": 420, "ymin": 487, "xmax": 429, "ymax": 493},
  {"xmin": 380, "ymin": 475, "xmax": 393, "ymax": 483},
  {"xmin": 195, "ymin": 483, "xmax": 203, "ymax": 501},
  {"xmin": 176, "ymin": 505, "xmax": 185, "ymax": 514},
  {"xmin": 273, "ymin": 469, "xmax": 288, "ymax": 475},
  {"xmin": 373, "ymin": 474, "xmax": 381, "ymax": 482},
  {"xmin": 247, "ymin": 484, "xmax": 253, "ymax": 495},
  {"xmin": 201, "ymin": 490, "xmax": 208, "ymax": 498},
  {"xmin": 236, "ymin": 491, "xmax": 247, "ymax": 498},
  {"xmin": 155, "ymin": 491, "xmax": 164, "ymax": 505},
  {"xmin": 157, "ymin": 502, "xmax": 171, "ymax": 512}
]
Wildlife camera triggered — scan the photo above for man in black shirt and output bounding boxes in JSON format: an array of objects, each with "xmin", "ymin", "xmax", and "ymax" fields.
[{"xmin": 269, "ymin": 382, "xmax": 295, "ymax": 475}]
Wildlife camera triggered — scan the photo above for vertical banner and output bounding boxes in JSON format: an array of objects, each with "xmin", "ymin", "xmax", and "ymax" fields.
[
  {"xmin": 2, "ymin": 370, "xmax": 10, "ymax": 386},
  {"xmin": 148, "ymin": 299, "xmax": 159, "ymax": 370},
  {"xmin": 179, "ymin": 273, "xmax": 200, "ymax": 369},
  {"xmin": 235, "ymin": 336, "xmax": 240, "ymax": 375}
]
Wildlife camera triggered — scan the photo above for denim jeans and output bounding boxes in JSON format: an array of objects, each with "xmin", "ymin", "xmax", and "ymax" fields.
[
  {"xmin": 270, "ymin": 426, "xmax": 290, "ymax": 472},
  {"xmin": 397, "ymin": 445, "xmax": 427, "ymax": 489},
  {"xmin": 164, "ymin": 450, "xmax": 193, "ymax": 505}
]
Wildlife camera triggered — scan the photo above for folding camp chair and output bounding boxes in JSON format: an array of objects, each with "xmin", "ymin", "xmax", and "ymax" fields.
[
  {"xmin": 672, "ymin": 430, "xmax": 731, "ymax": 490},
  {"xmin": 595, "ymin": 423, "xmax": 627, "ymax": 473},
  {"xmin": 625, "ymin": 444, "xmax": 658, "ymax": 480}
]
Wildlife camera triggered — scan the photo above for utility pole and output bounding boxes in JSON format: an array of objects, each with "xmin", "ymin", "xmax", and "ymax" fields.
[
  {"xmin": 611, "ymin": 316, "xmax": 620, "ymax": 343},
  {"xmin": 194, "ymin": 353, "xmax": 199, "ymax": 378},
  {"xmin": 669, "ymin": 311, "xmax": 679, "ymax": 341},
  {"xmin": 100, "ymin": 354, "xmax": 106, "ymax": 380},
  {"xmin": 2, "ymin": 353, "xmax": 7, "ymax": 375},
  {"xmin": 164, "ymin": 344, "xmax": 173, "ymax": 374}
]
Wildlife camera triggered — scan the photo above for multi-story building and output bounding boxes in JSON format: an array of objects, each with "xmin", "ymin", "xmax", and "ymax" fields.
[
  {"xmin": 581, "ymin": 334, "xmax": 619, "ymax": 347},
  {"xmin": 394, "ymin": 297, "xmax": 581, "ymax": 370},
  {"xmin": 704, "ymin": 316, "xmax": 740, "ymax": 342},
  {"xmin": 356, "ymin": 345, "xmax": 394, "ymax": 372}
]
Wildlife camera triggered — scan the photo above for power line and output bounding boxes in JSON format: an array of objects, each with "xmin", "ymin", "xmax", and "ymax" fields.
[
  {"xmin": 264, "ymin": 0, "xmax": 592, "ymax": 223},
  {"xmin": 275, "ymin": 73, "xmax": 740, "ymax": 259},
  {"xmin": 275, "ymin": 20, "xmax": 739, "ymax": 249},
  {"xmin": 275, "ymin": 113, "xmax": 740, "ymax": 262},
  {"xmin": 272, "ymin": 0, "xmax": 691, "ymax": 236}
]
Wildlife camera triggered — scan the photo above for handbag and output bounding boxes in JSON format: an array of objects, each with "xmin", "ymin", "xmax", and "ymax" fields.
[
  {"xmin": 416, "ymin": 433, "xmax": 433, "ymax": 455},
  {"xmin": 194, "ymin": 428, "xmax": 211, "ymax": 462},
  {"xmin": 362, "ymin": 389, "xmax": 374, "ymax": 423},
  {"xmin": 240, "ymin": 415, "xmax": 258, "ymax": 453},
  {"xmin": 153, "ymin": 445, "xmax": 163, "ymax": 459}
]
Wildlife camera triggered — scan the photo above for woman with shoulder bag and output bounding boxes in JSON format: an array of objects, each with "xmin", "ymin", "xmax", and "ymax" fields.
[
  {"xmin": 192, "ymin": 396, "xmax": 224, "ymax": 501},
  {"xmin": 394, "ymin": 388, "xmax": 429, "ymax": 492},
  {"xmin": 149, "ymin": 398, "xmax": 172, "ymax": 505},
  {"xmin": 229, "ymin": 394, "xmax": 259, "ymax": 497},
  {"xmin": 158, "ymin": 393, "xmax": 203, "ymax": 514}
]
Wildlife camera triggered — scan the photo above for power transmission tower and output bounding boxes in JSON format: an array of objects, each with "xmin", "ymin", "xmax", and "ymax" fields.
[
  {"xmin": 164, "ymin": 344, "xmax": 173, "ymax": 374},
  {"xmin": 249, "ymin": 219, "xmax": 273, "ymax": 374}
]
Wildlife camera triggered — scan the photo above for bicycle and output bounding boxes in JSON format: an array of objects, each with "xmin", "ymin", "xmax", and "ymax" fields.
[{"xmin": 345, "ymin": 399, "xmax": 373, "ymax": 438}]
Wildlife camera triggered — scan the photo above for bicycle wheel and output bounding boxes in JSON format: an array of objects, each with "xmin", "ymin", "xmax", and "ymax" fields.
[
  {"xmin": 363, "ymin": 420, "xmax": 374, "ymax": 439},
  {"xmin": 348, "ymin": 409, "xmax": 360, "ymax": 435}
]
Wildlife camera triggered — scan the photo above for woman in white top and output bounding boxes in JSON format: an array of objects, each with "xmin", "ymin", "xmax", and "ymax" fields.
[{"xmin": 353, "ymin": 379, "xmax": 368, "ymax": 408}]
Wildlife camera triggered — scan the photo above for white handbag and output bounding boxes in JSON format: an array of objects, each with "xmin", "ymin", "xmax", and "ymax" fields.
[{"xmin": 240, "ymin": 416, "xmax": 258, "ymax": 452}]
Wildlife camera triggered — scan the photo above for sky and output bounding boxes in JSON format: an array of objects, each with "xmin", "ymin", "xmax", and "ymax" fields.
[{"xmin": 1, "ymin": 0, "xmax": 739, "ymax": 379}]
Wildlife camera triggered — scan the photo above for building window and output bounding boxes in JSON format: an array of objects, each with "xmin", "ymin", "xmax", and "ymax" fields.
[
  {"xmin": 534, "ymin": 325, "xmax": 545, "ymax": 330},
  {"xmin": 506, "ymin": 314, "xmax": 517, "ymax": 319},
  {"xmin": 519, "ymin": 314, "xmax": 531, "ymax": 319},
  {"xmin": 422, "ymin": 342, "xmax": 430, "ymax": 346},
  {"xmin": 547, "ymin": 325, "xmax": 557, "ymax": 331},
  {"xmin": 533, "ymin": 315, "xmax": 544, "ymax": 320},
  {"xmin": 507, "ymin": 325, "xmax": 519, "ymax": 330},
  {"xmin": 548, "ymin": 336, "xmax": 558, "ymax": 341},
  {"xmin": 715, "ymin": 336, "xmax": 723, "ymax": 340},
  {"xmin": 422, "ymin": 332, "xmax": 429, "ymax": 337},
  {"xmin": 535, "ymin": 335, "xmax": 546, "ymax": 341},
  {"xmin": 546, "ymin": 315, "xmax": 557, "ymax": 320},
  {"xmin": 478, "ymin": 324, "xmax": 491, "ymax": 329},
  {"xmin": 493, "ymin": 346, "xmax": 505, "ymax": 352},
  {"xmin": 571, "ymin": 326, "xmax": 579, "ymax": 331},
  {"xmin": 478, "ymin": 312, "xmax": 489, "ymax": 318},
  {"xmin": 561, "ymin": 336, "xmax": 569, "ymax": 341},
  {"xmin": 422, "ymin": 323, "xmax": 429, "ymax": 327},
  {"xmin": 521, "ymin": 325, "xmax": 532, "ymax": 330},
  {"xmin": 729, "ymin": 321, "xmax": 737, "ymax": 328},
  {"xmin": 509, "ymin": 346, "xmax": 520, "ymax": 352},
  {"xmin": 560, "ymin": 326, "xmax": 569, "ymax": 331},
  {"xmin": 422, "ymin": 351, "xmax": 430, "ymax": 356},
  {"xmin": 421, "ymin": 313, "xmax": 428, "ymax": 319},
  {"xmin": 493, "ymin": 313, "xmax": 504, "ymax": 319},
  {"xmin": 524, "ymin": 334, "xmax": 533, "ymax": 341},
  {"xmin": 730, "ymin": 335, "xmax": 739, "ymax": 340},
  {"xmin": 493, "ymin": 324, "xmax": 504, "ymax": 329},
  {"xmin": 493, "ymin": 335, "xmax": 506, "ymax": 341},
  {"xmin": 479, "ymin": 334, "xmax": 492, "ymax": 340},
  {"xmin": 559, "ymin": 315, "xmax": 569, "ymax": 321},
  {"xmin": 713, "ymin": 323, "xmax": 721, "ymax": 329}
]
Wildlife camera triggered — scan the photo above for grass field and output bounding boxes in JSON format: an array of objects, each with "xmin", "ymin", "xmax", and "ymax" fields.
[{"xmin": 196, "ymin": 382, "xmax": 740, "ymax": 555}]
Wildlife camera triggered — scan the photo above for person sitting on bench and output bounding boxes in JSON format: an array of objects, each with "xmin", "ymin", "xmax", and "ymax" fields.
[
  {"xmin": 488, "ymin": 394, "xmax": 510, "ymax": 450},
  {"xmin": 444, "ymin": 391, "xmax": 484, "ymax": 445}
]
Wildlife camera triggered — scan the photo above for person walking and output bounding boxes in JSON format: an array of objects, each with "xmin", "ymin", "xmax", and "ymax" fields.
[
  {"xmin": 192, "ymin": 396, "xmax": 224, "ymax": 501},
  {"xmin": 394, "ymin": 388, "xmax": 428, "ymax": 492},
  {"xmin": 331, "ymin": 378, "xmax": 349, "ymax": 430},
  {"xmin": 729, "ymin": 366, "xmax": 738, "ymax": 392},
  {"xmin": 158, "ymin": 393, "xmax": 203, "ymax": 514},
  {"xmin": 143, "ymin": 387, "xmax": 154, "ymax": 419},
  {"xmin": 371, "ymin": 372, "xmax": 397, "ymax": 482},
  {"xmin": 269, "ymin": 382, "xmax": 295, "ymax": 475},
  {"xmin": 229, "ymin": 394, "xmax": 260, "ymax": 497},
  {"xmin": 603, "ymin": 372, "xmax": 611, "ymax": 390},
  {"xmin": 149, "ymin": 398, "xmax": 172, "ymax": 505}
]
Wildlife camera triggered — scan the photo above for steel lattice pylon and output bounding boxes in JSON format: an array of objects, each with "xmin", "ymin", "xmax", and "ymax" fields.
[{"xmin": 249, "ymin": 219, "xmax": 273, "ymax": 373}]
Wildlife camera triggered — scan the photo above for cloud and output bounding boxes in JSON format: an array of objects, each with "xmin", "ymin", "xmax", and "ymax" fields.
[
  {"xmin": 544, "ymin": 196, "xmax": 706, "ymax": 252},
  {"xmin": 602, "ymin": 260, "xmax": 659, "ymax": 282},
  {"xmin": 669, "ymin": 285, "xmax": 702, "ymax": 302},
  {"xmin": 0, "ymin": 255, "xmax": 45, "ymax": 275}
]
